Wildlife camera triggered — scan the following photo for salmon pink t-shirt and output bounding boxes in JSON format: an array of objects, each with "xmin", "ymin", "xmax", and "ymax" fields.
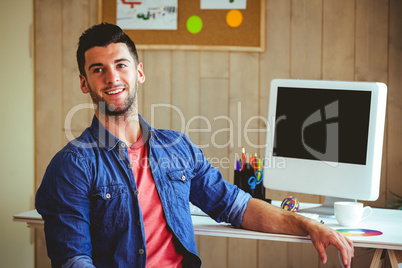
[{"xmin": 128, "ymin": 134, "xmax": 183, "ymax": 268}]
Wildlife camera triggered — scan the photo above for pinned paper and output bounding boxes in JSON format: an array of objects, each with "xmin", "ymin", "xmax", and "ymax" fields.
[
  {"xmin": 117, "ymin": 0, "xmax": 178, "ymax": 30},
  {"xmin": 201, "ymin": 0, "xmax": 247, "ymax": 10}
]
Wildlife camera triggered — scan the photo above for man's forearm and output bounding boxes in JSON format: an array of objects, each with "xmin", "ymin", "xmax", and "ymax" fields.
[
  {"xmin": 241, "ymin": 198, "xmax": 312, "ymax": 236},
  {"xmin": 241, "ymin": 197, "xmax": 354, "ymax": 268}
]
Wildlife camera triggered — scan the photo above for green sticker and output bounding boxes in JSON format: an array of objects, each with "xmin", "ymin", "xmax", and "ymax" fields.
[{"xmin": 186, "ymin": 16, "xmax": 203, "ymax": 34}]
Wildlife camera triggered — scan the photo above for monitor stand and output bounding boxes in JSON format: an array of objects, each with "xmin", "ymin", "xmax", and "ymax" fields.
[{"xmin": 299, "ymin": 196, "xmax": 356, "ymax": 216}]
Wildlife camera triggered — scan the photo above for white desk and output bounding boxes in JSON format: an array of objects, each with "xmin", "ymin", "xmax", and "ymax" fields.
[
  {"xmin": 13, "ymin": 209, "xmax": 44, "ymax": 228},
  {"xmin": 14, "ymin": 205, "xmax": 402, "ymax": 267}
]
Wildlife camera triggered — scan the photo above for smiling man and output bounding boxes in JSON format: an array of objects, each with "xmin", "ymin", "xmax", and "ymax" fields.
[
  {"xmin": 35, "ymin": 23, "xmax": 354, "ymax": 268},
  {"xmin": 81, "ymin": 43, "xmax": 141, "ymax": 113}
]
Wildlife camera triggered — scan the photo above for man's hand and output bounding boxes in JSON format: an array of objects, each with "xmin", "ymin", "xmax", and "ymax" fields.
[
  {"xmin": 307, "ymin": 219, "xmax": 354, "ymax": 267},
  {"xmin": 242, "ymin": 198, "xmax": 354, "ymax": 267}
]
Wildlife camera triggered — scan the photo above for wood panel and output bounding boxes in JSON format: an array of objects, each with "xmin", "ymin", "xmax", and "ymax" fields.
[
  {"xmin": 290, "ymin": 0, "xmax": 322, "ymax": 80},
  {"xmin": 200, "ymin": 51, "xmax": 229, "ymax": 79},
  {"xmin": 171, "ymin": 51, "xmax": 201, "ymax": 141},
  {"xmin": 141, "ymin": 51, "xmax": 172, "ymax": 129},
  {"xmin": 34, "ymin": 1, "xmax": 402, "ymax": 267},
  {"xmin": 62, "ymin": 0, "xmax": 93, "ymax": 145},
  {"xmin": 355, "ymin": 0, "xmax": 389, "ymax": 209},
  {"xmin": 387, "ymin": 0, "xmax": 402, "ymax": 207},
  {"xmin": 35, "ymin": 0, "xmax": 64, "ymax": 190},
  {"xmin": 322, "ymin": 0, "xmax": 355, "ymax": 81},
  {"xmin": 34, "ymin": 0, "xmax": 64, "ymax": 267}
]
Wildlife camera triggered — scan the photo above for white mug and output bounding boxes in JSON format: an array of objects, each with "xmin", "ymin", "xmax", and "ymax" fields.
[{"xmin": 334, "ymin": 202, "xmax": 372, "ymax": 227}]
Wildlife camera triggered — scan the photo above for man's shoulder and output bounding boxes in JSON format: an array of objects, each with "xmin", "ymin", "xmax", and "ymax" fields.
[{"xmin": 58, "ymin": 128, "xmax": 99, "ymax": 158}]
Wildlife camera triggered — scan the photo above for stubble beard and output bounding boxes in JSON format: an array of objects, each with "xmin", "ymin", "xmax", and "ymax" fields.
[{"xmin": 87, "ymin": 82, "xmax": 138, "ymax": 118}]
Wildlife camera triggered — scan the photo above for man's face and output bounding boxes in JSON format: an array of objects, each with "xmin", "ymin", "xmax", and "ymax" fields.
[{"xmin": 79, "ymin": 42, "xmax": 145, "ymax": 116}]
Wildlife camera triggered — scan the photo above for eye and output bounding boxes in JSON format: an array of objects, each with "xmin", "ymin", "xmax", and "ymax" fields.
[
  {"xmin": 117, "ymin": 63, "xmax": 127, "ymax": 69},
  {"xmin": 93, "ymin": 68, "xmax": 103, "ymax": 74}
]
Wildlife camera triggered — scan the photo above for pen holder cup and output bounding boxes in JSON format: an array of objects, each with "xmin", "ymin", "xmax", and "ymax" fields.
[{"xmin": 234, "ymin": 170, "xmax": 265, "ymax": 200}]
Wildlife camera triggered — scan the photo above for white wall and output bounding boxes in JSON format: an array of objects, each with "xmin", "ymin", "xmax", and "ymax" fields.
[{"xmin": 0, "ymin": 0, "xmax": 35, "ymax": 267}]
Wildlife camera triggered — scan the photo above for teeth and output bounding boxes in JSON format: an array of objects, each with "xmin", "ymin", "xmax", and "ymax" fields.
[{"xmin": 106, "ymin": 88, "xmax": 124, "ymax": 95}]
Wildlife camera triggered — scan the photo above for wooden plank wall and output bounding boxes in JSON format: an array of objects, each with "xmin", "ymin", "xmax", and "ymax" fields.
[{"xmin": 34, "ymin": 0, "xmax": 401, "ymax": 267}]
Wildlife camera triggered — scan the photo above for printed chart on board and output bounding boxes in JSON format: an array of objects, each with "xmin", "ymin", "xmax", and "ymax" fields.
[{"xmin": 117, "ymin": 0, "xmax": 178, "ymax": 30}]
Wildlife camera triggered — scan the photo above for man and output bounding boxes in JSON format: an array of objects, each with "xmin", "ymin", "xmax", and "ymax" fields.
[{"xmin": 36, "ymin": 23, "xmax": 354, "ymax": 268}]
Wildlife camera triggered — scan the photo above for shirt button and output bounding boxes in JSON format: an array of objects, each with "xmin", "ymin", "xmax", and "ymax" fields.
[
  {"xmin": 137, "ymin": 220, "xmax": 142, "ymax": 226},
  {"xmin": 128, "ymin": 163, "xmax": 133, "ymax": 169},
  {"xmin": 139, "ymin": 249, "xmax": 145, "ymax": 255},
  {"xmin": 134, "ymin": 190, "xmax": 139, "ymax": 195},
  {"xmin": 181, "ymin": 175, "xmax": 186, "ymax": 181},
  {"xmin": 120, "ymin": 143, "xmax": 126, "ymax": 148},
  {"xmin": 105, "ymin": 193, "xmax": 111, "ymax": 199}
]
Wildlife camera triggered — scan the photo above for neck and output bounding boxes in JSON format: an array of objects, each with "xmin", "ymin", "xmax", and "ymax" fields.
[{"xmin": 96, "ymin": 111, "xmax": 141, "ymax": 147}]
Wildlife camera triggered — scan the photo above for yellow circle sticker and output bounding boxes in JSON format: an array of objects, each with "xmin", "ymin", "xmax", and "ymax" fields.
[{"xmin": 226, "ymin": 10, "xmax": 243, "ymax": 28}]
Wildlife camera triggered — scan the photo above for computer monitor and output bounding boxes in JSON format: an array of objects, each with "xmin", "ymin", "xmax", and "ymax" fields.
[{"xmin": 263, "ymin": 79, "xmax": 387, "ymax": 215}]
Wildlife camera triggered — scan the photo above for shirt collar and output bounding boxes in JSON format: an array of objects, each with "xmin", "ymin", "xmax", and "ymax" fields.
[{"xmin": 88, "ymin": 114, "xmax": 156, "ymax": 150}]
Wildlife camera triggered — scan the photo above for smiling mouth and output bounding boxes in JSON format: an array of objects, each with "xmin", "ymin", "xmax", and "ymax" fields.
[{"xmin": 105, "ymin": 88, "xmax": 124, "ymax": 95}]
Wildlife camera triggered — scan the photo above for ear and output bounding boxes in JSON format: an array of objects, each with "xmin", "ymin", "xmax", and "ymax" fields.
[
  {"xmin": 79, "ymin": 74, "xmax": 90, "ymax": 94},
  {"xmin": 137, "ymin": 62, "xmax": 145, "ymax": 84}
]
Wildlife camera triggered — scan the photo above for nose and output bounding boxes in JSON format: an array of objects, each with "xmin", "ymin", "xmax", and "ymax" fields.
[{"xmin": 105, "ymin": 68, "xmax": 119, "ymax": 84}]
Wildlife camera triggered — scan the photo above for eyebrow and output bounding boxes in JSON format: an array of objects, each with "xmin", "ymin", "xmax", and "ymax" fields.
[{"xmin": 87, "ymin": 58, "xmax": 132, "ymax": 71}]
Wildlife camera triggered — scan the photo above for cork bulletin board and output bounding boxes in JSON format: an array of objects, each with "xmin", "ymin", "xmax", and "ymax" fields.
[{"xmin": 100, "ymin": 0, "xmax": 265, "ymax": 52}]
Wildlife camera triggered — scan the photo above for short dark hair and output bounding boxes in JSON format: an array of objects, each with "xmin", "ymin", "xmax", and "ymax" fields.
[{"xmin": 76, "ymin": 23, "xmax": 139, "ymax": 77}]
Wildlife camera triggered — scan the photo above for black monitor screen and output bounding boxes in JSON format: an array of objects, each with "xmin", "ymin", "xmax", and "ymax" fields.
[{"xmin": 273, "ymin": 87, "xmax": 372, "ymax": 165}]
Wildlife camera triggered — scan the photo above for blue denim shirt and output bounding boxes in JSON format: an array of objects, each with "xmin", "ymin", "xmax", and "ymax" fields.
[{"xmin": 36, "ymin": 115, "xmax": 251, "ymax": 268}]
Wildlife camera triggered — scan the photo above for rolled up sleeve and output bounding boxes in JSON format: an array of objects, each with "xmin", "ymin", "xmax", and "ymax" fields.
[
  {"xmin": 61, "ymin": 255, "xmax": 95, "ymax": 268},
  {"xmin": 227, "ymin": 190, "xmax": 252, "ymax": 228}
]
